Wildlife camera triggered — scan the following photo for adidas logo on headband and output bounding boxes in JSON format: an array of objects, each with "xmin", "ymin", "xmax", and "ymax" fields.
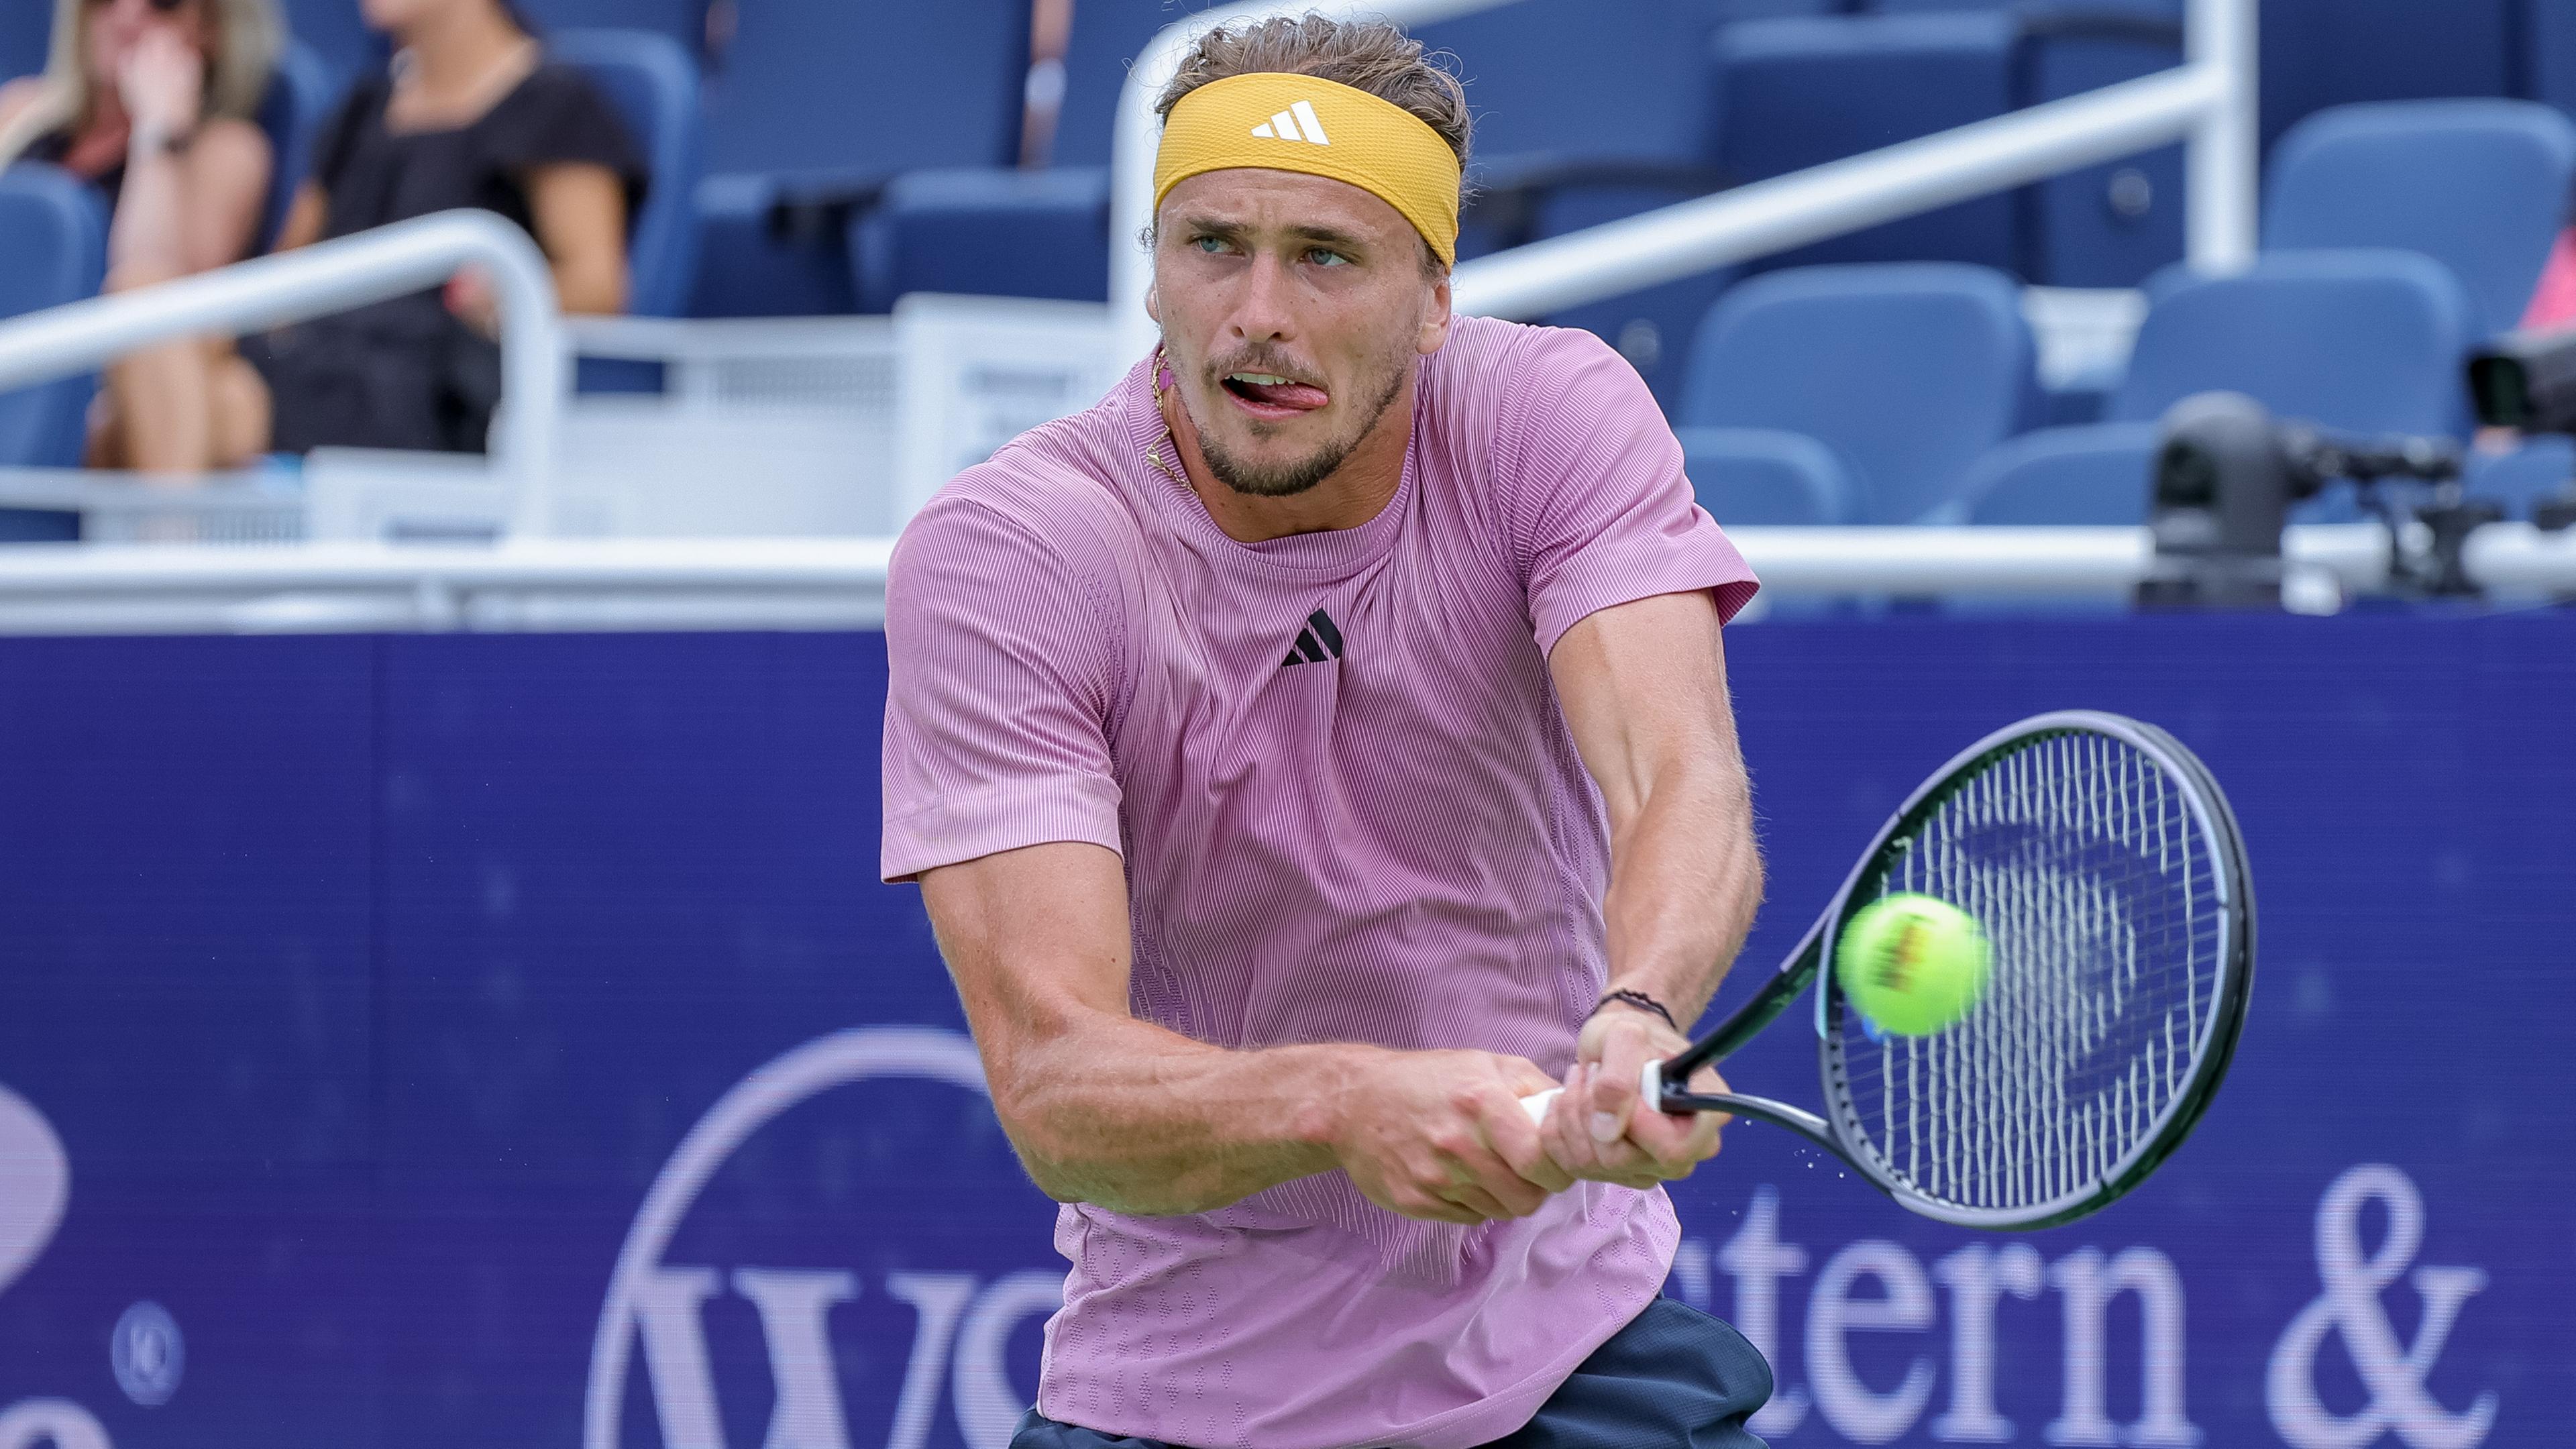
[{"xmin": 1250, "ymin": 100, "xmax": 1332, "ymax": 146}]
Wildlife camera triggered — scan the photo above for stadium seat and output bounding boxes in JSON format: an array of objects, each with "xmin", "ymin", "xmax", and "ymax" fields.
[
  {"xmin": 857, "ymin": 168, "xmax": 1111, "ymax": 309},
  {"xmin": 252, "ymin": 40, "xmax": 336, "ymax": 256},
  {"xmin": 2259, "ymin": 0, "xmax": 2516, "ymax": 148},
  {"xmin": 2264, "ymin": 101, "xmax": 2576, "ymax": 335},
  {"xmin": 522, "ymin": 0, "xmax": 710, "ymax": 56},
  {"xmin": 0, "ymin": 5, "xmax": 46, "ymax": 83},
  {"xmin": 1711, "ymin": 8, "xmax": 2183, "ymax": 285},
  {"xmin": 1678, "ymin": 262, "xmax": 2039, "ymax": 523},
  {"xmin": 2111, "ymin": 250, "xmax": 2479, "ymax": 437},
  {"xmin": 1714, "ymin": 12, "xmax": 2020, "ymax": 272},
  {"xmin": 0, "ymin": 163, "xmax": 105, "ymax": 539},
  {"xmin": 275, "ymin": 0, "xmax": 388, "ymax": 92},
  {"xmin": 1960, "ymin": 423, "xmax": 2159, "ymax": 525},
  {"xmin": 1677, "ymin": 426, "xmax": 1869, "ymax": 525},
  {"xmin": 688, "ymin": 0, "xmax": 1029, "ymax": 317},
  {"xmin": 2534, "ymin": 0, "xmax": 2576, "ymax": 119},
  {"xmin": 550, "ymin": 30, "xmax": 700, "ymax": 319}
]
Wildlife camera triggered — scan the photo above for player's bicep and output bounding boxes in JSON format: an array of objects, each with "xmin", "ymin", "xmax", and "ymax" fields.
[{"xmin": 1548, "ymin": 590, "xmax": 1743, "ymax": 829}]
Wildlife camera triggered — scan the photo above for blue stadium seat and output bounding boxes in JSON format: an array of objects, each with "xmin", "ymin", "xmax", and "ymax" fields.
[
  {"xmin": 1713, "ymin": 13, "xmax": 2020, "ymax": 272},
  {"xmin": 522, "ymin": 0, "xmax": 710, "ymax": 56},
  {"xmin": 0, "ymin": 164, "xmax": 105, "ymax": 535},
  {"xmin": 2112, "ymin": 250, "xmax": 2478, "ymax": 437},
  {"xmin": 0, "ymin": 5, "xmax": 46, "ymax": 83},
  {"xmin": 2534, "ymin": 0, "xmax": 2576, "ymax": 118},
  {"xmin": 2259, "ymin": 0, "xmax": 2515, "ymax": 148},
  {"xmin": 549, "ymin": 29, "xmax": 700, "ymax": 318},
  {"xmin": 857, "ymin": 168, "xmax": 1111, "ymax": 309},
  {"xmin": 2023, "ymin": 17, "xmax": 2185, "ymax": 287},
  {"xmin": 1960, "ymin": 423, "xmax": 2158, "ymax": 525},
  {"xmin": 252, "ymin": 40, "xmax": 335, "ymax": 254},
  {"xmin": 1677, "ymin": 426, "xmax": 1868, "ymax": 525},
  {"xmin": 689, "ymin": 0, "xmax": 1028, "ymax": 317},
  {"xmin": 275, "ymin": 0, "xmax": 388, "ymax": 92},
  {"xmin": 1678, "ymin": 263, "xmax": 2039, "ymax": 523},
  {"xmin": 2265, "ymin": 101, "xmax": 2576, "ymax": 335}
]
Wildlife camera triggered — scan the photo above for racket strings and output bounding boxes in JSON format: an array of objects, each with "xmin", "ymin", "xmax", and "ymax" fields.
[{"xmin": 1838, "ymin": 731, "xmax": 2226, "ymax": 1214}]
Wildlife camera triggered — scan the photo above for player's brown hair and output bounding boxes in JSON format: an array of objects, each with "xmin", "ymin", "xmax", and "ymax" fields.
[{"xmin": 1156, "ymin": 15, "xmax": 1474, "ymax": 169}]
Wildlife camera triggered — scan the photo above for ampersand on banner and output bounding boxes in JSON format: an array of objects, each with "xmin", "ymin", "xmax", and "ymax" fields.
[{"xmin": 2266, "ymin": 1163, "xmax": 2498, "ymax": 1449}]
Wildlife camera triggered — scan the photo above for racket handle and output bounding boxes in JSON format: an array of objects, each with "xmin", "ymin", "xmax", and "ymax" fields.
[{"xmin": 1516, "ymin": 1059, "xmax": 1670, "ymax": 1125}]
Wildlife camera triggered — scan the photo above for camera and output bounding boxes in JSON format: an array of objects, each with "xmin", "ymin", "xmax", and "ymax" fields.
[{"xmin": 2138, "ymin": 392, "xmax": 2473, "ymax": 607}]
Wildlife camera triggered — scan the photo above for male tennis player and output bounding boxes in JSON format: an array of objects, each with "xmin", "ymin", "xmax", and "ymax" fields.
[{"xmin": 883, "ymin": 15, "xmax": 1768, "ymax": 1448}]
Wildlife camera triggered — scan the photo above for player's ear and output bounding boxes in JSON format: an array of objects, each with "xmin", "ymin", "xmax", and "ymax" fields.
[
  {"xmin": 1416, "ymin": 266, "xmax": 1453, "ymax": 356},
  {"xmin": 1145, "ymin": 280, "xmax": 1161, "ymax": 325}
]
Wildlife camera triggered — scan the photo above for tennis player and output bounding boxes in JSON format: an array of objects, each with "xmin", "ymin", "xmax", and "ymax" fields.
[{"xmin": 883, "ymin": 15, "xmax": 1768, "ymax": 1448}]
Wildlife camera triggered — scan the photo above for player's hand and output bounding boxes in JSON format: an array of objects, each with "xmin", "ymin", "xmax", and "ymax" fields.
[
  {"xmin": 1542, "ymin": 1002, "xmax": 1727, "ymax": 1188},
  {"xmin": 1332, "ymin": 1049, "xmax": 1575, "ymax": 1225}
]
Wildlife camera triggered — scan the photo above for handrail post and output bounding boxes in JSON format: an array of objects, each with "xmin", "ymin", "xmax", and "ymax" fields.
[{"xmin": 2186, "ymin": 0, "xmax": 2261, "ymax": 274}]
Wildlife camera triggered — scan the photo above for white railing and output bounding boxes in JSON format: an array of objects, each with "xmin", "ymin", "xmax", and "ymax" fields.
[
  {"xmin": 0, "ymin": 210, "xmax": 565, "ymax": 530},
  {"xmin": 1112, "ymin": 0, "xmax": 2258, "ymax": 354},
  {"xmin": 0, "ymin": 524, "xmax": 2561, "ymax": 635}
]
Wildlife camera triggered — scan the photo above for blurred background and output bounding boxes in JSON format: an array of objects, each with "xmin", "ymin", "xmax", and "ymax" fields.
[{"xmin": 0, "ymin": 1, "xmax": 2565, "ymax": 1446}]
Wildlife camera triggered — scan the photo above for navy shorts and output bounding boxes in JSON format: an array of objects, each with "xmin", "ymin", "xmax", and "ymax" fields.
[{"xmin": 1009, "ymin": 1296, "xmax": 1773, "ymax": 1449}]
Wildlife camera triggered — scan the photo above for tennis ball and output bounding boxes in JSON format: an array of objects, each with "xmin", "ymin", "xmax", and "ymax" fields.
[{"xmin": 1835, "ymin": 893, "xmax": 1991, "ymax": 1036}]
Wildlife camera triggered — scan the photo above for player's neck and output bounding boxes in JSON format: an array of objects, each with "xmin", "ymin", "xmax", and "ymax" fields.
[{"xmin": 1159, "ymin": 372, "xmax": 1416, "ymax": 543}]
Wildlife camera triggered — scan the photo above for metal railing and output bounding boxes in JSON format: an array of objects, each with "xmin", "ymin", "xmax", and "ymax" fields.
[
  {"xmin": 0, "ymin": 210, "xmax": 565, "ymax": 531},
  {"xmin": 1112, "ymin": 0, "xmax": 2258, "ymax": 355}
]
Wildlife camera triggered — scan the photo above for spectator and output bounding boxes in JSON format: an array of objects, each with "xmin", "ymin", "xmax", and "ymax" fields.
[
  {"xmin": 2524, "ymin": 221, "xmax": 2576, "ymax": 331},
  {"xmin": 106, "ymin": 0, "xmax": 643, "ymax": 470},
  {"xmin": 0, "ymin": 0, "xmax": 282, "ymax": 472}
]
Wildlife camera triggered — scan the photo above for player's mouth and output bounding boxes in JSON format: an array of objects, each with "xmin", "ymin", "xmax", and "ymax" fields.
[{"xmin": 1220, "ymin": 371, "xmax": 1331, "ymax": 421}]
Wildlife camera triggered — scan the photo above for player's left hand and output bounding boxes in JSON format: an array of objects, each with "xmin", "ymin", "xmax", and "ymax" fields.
[{"xmin": 1541, "ymin": 1001, "xmax": 1727, "ymax": 1188}]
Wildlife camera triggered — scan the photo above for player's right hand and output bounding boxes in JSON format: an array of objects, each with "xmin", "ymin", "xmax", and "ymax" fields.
[{"xmin": 1330, "ymin": 1050, "xmax": 1575, "ymax": 1225}]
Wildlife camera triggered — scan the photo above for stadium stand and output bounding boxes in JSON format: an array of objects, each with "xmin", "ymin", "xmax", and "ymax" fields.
[
  {"xmin": 2535, "ymin": 0, "xmax": 2576, "ymax": 116},
  {"xmin": 0, "ymin": 163, "xmax": 105, "ymax": 523},
  {"xmin": 1678, "ymin": 425, "xmax": 1869, "ymax": 525},
  {"xmin": 1709, "ymin": 7, "xmax": 2186, "ymax": 287},
  {"xmin": 2114, "ymin": 249, "xmax": 2476, "ymax": 435},
  {"xmin": 2259, "ymin": 0, "xmax": 2518, "ymax": 148},
  {"xmin": 1677, "ymin": 262, "xmax": 2037, "ymax": 523},
  {"xmin": 0, "ymin": 6, "xmax": 46, "ymax": 89},
  {"xmin": 275, "ymin": 0, "xmax": 388, "ymax": 91},
  {"xmin": 2263, "ymin": 100, "xmax": 2576, "ymax": 336},
  {"xmin": 252, "ymin": 40, "xmax": 337, "ymax": 255},
  {"xmin": 1960, "ymin": 421, "xmax": 2159, "ymax": 525},
  {"xmin": 522, "ymin": 0, "xmax": 712, "ymax": 57},
  {"xmin": 550, "ymin": 29, "xmax": 701, "ymax": 319},
  {"xmin": 688, "ymin": 0, "xmax": 1028, "ymax": 317}
]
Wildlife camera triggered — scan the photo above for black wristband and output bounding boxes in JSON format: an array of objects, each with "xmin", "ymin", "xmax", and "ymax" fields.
[{"xmin": 1589, "ymin": 989, "xmax": 1678, "ymax": 1033}]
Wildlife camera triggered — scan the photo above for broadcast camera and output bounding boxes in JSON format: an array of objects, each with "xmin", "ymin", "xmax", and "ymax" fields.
[
  {"xmin": 2467, "ymin": 326, "xmax": 2576, "ymax": 530},
  {"xmin": 2138, "ymin": 392, "xmax": 2471, "ymax": 608}
]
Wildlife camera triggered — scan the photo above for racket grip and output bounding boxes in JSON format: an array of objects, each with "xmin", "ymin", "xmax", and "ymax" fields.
[{"xmin": 1515, "ymin": 1059, "xmax": 1670, "ymax": 1126}]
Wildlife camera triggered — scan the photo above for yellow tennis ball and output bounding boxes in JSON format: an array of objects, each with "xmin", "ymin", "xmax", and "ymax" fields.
[{"xmin": 1835, "ymin": 893, "xmax": 1992, "ymax": 1036}]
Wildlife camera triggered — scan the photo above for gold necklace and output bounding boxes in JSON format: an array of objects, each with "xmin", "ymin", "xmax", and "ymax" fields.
[{"xmin": 1145, "ymin": 347, "xmax": 1190, "ymax": 488}]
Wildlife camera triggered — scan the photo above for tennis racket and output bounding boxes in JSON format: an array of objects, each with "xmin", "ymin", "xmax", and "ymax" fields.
[{"xmin": 1521, "ymin": 710, "xmax": 2254, "ymax": 1230}]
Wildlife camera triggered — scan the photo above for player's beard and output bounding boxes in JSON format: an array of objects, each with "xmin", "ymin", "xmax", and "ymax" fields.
[{"xmin": 1182, "ymin": 339, "xmax": 1412, "ymax": 499}]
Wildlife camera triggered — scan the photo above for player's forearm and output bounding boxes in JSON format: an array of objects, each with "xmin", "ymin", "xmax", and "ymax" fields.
[
  {"xmin": 994, "ymin": 1018, "xmax": 1363, "ymax": 1216},
  {"xmin": 1600, "ymin": 758, "xmax": 1763, "ymax": 1027}
]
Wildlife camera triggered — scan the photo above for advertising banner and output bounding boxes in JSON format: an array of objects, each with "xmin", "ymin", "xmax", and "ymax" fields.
[{"xmin": 0, "ymin": 615, "xmax": 2561, "ymax": 1448}]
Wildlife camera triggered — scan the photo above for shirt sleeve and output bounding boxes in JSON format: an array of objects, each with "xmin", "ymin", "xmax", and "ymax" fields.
[
  {"xmin": 1495, "ymin": 327, "xmax": 1761, "ymax": 655},
  {"xmin": 880, "ymin": 495, "xmax": 1124, "ymax": 883},
  {"xmin": 488, "ymin": 64, "xmax": 649, "ymax": 213}
]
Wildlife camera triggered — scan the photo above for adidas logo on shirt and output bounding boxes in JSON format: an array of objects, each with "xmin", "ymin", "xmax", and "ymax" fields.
[
  {"xmin": 1250, "ymin": 101, "xmax": 1332, "ymax": 146},
  {"xmin": 1280, "ymin": 608, "xmax": 1346, "ymax": 667}
]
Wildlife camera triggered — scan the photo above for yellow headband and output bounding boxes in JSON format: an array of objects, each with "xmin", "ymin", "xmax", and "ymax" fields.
[{"xmin": 1153, "ymin": 72, "xmax": 1462, "ymax": 268}]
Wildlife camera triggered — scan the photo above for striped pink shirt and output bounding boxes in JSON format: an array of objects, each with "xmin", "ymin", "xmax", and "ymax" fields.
[{"xmin": 881, "ymin": 315, "xmax": 1758, "ymax": 1449}]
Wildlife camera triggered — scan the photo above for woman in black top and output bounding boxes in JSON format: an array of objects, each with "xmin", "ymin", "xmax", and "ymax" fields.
[
  {"xmin": 0, "ymin": 0, "xmax": 280, "ymax": 471},
  {"xmin": 106, "ymin": 0, "xmax": 644, "ymax": 466}
]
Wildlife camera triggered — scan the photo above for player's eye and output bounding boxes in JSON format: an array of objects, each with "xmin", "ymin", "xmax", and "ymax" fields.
[
  {"xmin": 1191, "ymin": 235, "xmax": 1233, "ymax": 255},
  {"xmin": 1304, "ymin": 247, "xmax": 1350, "ymax": 268}
]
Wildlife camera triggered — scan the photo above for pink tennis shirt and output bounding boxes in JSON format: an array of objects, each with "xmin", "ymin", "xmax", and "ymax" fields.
[{"xmin": 881, "ymin": 315, "xmax": 1758, "ymax": 1449}]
